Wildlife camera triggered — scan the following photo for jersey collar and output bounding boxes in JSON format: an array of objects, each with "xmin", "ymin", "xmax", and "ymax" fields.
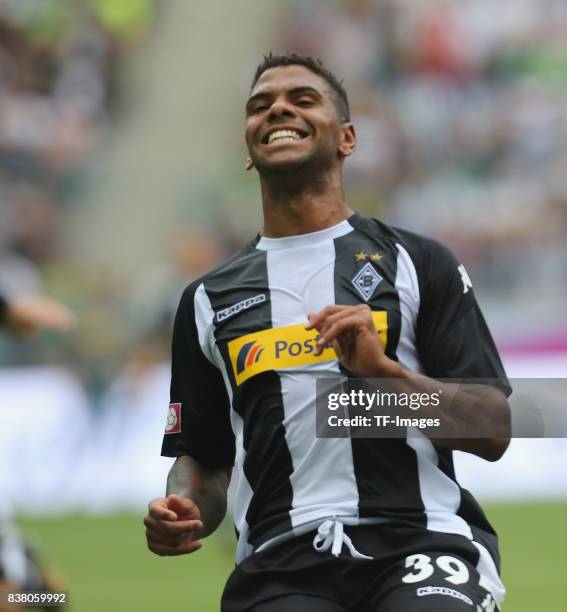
[{"xmin": 256, "ymin": 216, "xmax": 355, "ymax": 251}]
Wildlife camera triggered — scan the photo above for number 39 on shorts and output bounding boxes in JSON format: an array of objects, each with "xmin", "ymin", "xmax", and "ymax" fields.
[{"xmin": 401, "ymin": 553, "xmax": 470, "ymax": 585}]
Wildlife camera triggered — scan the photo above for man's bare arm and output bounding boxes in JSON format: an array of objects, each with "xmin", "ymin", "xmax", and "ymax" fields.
[
  {"xmin": 166, "ymin": 455, "xmax": 231, "ymax": 538},
  {"xmin": 0, "ymin": 294, "xmax": 76, "ymax": 337},
  {"xmin": 378, "ymin": 367, "xmax": 511, "ymax": 461},
  {"xmin": 307, "ymin": 304, "xmax": 511, "ymax": 462},
  {"xmin": 144, "ymin": 456, "xmax": 231, "ymax": 556}
]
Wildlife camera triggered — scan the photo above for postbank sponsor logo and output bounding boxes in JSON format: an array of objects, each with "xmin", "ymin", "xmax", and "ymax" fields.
[
  {"xmin": 236, "ymin": 341, "xmax": 265, "ymax": 374},
  {"xmin": 228, "ymin": 311, "xmax": 387, "ymax": 385}
]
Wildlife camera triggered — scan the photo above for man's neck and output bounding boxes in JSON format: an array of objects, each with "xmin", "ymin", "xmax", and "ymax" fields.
[{"xmin": 260, "ymin": 168, "xmax": 353, "ymax": 238}]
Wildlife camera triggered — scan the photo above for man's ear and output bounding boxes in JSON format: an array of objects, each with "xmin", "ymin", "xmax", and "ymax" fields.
[
  {"xmin": 245, "ymin": 157, "xmax": 254, "ymax": 171},
  {"xmin": 338, "ymin": 123, "xmax": 356, "ymax": 159}
]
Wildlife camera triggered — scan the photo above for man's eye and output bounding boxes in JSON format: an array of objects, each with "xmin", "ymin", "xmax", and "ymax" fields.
[
  {"xmin": 252, "ymin": 105, "xmax": 268, "ymax": 113},
  {"xmin": 296, "ymin": 99, "xmax": 313, "ymax": 106}
]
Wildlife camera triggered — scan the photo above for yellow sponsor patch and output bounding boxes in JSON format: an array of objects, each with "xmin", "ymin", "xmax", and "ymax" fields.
[{"xmin": 228, "ymin": 311, "xmax": 387, "ymax": 385}]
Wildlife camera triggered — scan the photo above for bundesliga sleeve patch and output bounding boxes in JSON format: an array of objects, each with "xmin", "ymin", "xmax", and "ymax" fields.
[{"xmin": 164, "ymin": 402, "xmax": 181, "ymax": 434}]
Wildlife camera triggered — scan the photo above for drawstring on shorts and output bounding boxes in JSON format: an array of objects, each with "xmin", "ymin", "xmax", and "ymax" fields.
[{"xmin": 312, "ymin": 520, "xmax": 373, "ymax": 559}]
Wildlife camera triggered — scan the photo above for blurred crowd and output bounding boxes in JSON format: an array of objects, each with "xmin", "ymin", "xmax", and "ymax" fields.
[
  {"xmin": 1, "ymin": 0, "xmax": 566, "ymax": 391},
  {"xmin": 0, "ymin": 0, "xmax": 158, "ymax": 386},
  {"xmin": 279, "ymin": 0, "xmax": 567, "ymax": 300}
]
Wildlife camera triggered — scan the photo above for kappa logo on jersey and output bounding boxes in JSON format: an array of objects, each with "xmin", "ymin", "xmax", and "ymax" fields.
[
  {"xmin": 164, "ymin": 402, "xmax": 181, "ymax": 434},
  {"xmin": 216, "ymin": 293, "xmax": 266, "ymax": 323},
  {"xmin": 236, "ymin": 341, "xmax": 265, "ymax": 374},
  {"xmin": 228, "ymin": 311, "xmax": 388, "ymax": 385},
  {"xmin": 352, "ymin": 262, "xmax": 383, "ymax": 302},
  {"xmin": 458, "ymin": 264, "xmax": 473, "ymax": 294}
]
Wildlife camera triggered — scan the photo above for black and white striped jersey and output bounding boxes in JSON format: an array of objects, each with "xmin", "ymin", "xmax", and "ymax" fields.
[{"xmin": 162, "ymin": 213, "xmax": 509, "ymax": 582}]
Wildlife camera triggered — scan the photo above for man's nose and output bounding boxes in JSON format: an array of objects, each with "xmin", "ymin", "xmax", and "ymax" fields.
[{"xmin": 268, "ymin": 98, "xmax": 296, "ymax": 119}]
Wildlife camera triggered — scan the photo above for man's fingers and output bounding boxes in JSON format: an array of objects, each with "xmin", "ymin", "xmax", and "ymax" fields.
[
  {"xmin": 306, "ymin": 305, "xmax": 371, "ymax": 333},
  {"xmin": 313, "ymin": 308, "xmax": 362, "ymax": 340},
  {"xmin": 144, "ymin": 515, "xmax": 203, "ymax": 535},
  {"xmin": 147, "ymin": 495, "xmax": 200, "ymax": 521},
  {"xmin": 145, "ymin": 528, "xmax": 198, "ymax": 547},
  {"xmin": 305, "ymin": 305, "xmax": 348, "ymax": 330},
  {"xmin": 166, "ymin": 495, "xmax": 201, "ymax": 520},
  {"xmin": 145, "ymin": 529, "xmax": 185, "ymax": 547},
  {"xmin": 147, "ymin": 537, "xmax": 203, "ymax": 556},
  {"xmin": 314, "ymin": 314, "xmax": 365, "ymax": 356},
  {"xmin": 145, "ymin": 502, "xmax": 204, "ymax": 554},
  {"xmin": 148, "ymin": 499, "xmax": 178, "ymax": 521},
  {"xmin": 316, "ymin": 305, "xmax": 373, "ymax": 337}
]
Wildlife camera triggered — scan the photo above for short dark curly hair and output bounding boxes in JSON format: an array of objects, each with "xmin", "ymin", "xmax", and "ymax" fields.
[{"xmin": 251, "ymin": 52, "xmax": 351, "ymax": 123}]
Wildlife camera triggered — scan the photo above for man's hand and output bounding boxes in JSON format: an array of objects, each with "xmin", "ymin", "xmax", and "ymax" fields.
[
  {"xmin": 306, "ymin": 304, "xmax": 398, "ymax": 377},
  {"xmin": 3, "ymin": 295, "xmax": 77, "ymax": 337},
  {"xmin": 144, "ymin": 495, "xmax": 204, "ymax": 556}
]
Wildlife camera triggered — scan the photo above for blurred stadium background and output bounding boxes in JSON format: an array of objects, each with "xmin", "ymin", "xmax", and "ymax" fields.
[{"xmin": 0, "ymin": 0, "xmax": 565, "ymax": 610}]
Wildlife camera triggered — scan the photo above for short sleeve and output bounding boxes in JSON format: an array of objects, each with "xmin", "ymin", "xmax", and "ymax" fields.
[
  {"xmin": 161, "ymin": 283, "xmax": 235, "ymax": 467},
  {"xmin": 415, "ymin": 241, "xmax": 511, "ymax": 396}
]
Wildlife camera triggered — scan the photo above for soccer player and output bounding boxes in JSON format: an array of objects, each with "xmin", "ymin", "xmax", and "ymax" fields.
[
  {"xmin": 0, "ymin": 291, "xmax": 75, "ymax": 610},
  {"xmin": 144, "ymin": 53, "xmax": 511, "ymax": 612}
]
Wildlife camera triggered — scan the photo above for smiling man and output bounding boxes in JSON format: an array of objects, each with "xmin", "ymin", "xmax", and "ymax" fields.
[{"xmin": 144, "ymin": 53, "xmax": 511, "ymax": 612}]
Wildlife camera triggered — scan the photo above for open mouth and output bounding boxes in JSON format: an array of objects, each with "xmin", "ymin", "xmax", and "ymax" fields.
[{"xmin": 262, "ymin": 127, "xmax": 310, "ymax": 145}]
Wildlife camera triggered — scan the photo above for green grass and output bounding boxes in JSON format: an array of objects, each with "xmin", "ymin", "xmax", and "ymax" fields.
[
  {"xmin": 484, "ymin": 501, "xmax": 567, "ymax": 612},
  {"xmin": 16, "ymin": 501, "xmax": 567, "ymax": 611},
  {"xmin": 17, "ymin": 513, "xmax": 235, "ymax": 612}
]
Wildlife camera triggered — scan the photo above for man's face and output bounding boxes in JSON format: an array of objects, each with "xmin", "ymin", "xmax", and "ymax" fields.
[{"xmin": 245, "ymin": 65, "xmax": 352, "ymax": 175}]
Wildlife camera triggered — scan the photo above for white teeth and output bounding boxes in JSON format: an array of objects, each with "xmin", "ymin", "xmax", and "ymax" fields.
[{"xmin": 268, "ymin": 129, "xmax": 302, "ymax": 144}]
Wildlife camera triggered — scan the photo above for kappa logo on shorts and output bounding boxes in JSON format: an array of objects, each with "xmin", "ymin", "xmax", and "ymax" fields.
[
  {"xmin": 215, "ymin": 294, "xmax": 266, "ymax": 323},
  {"xmin": 164, "ymin": 402, "xmax": 181, "ymax": 434},
  {"xmin": 417, "ymin": 586, "xmax": 473, "ymax": 606},
  {"xmin": 227, "ymin": 312, "xmax": 388, "ymax": 385}
]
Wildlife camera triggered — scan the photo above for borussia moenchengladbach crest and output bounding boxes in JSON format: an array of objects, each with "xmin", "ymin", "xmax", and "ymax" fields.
[{"xmin": 352, "ymin": 262, "xmax": 383, "ymax": 301}]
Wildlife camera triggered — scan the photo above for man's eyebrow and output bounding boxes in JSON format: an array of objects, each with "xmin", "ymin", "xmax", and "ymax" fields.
[
  {"xmin": 246, "ymin": 91, "xmax": 271, "ymax": 108},
  {"xmin": 246, "ymin": 85, "xmax": 323, "ymax": 109},
  {"xmin": 287, "ymin": 86, "xmax": 322, "ymax": 97}
]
